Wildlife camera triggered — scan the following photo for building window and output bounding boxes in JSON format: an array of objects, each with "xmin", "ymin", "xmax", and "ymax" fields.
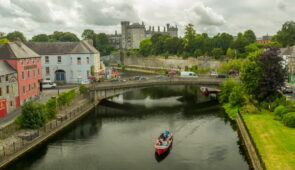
[
  {"xmin": 20, "ymin": 60, "xmax": 24, "ymax": 65},
  {"xmin": 23, "ymin": 86, "xmax": 25, "ymax": 94},
  {"xmin": 58, "ymin": 56, "xmax": 62, "ymax": 63},
  {"xmin": 34, "ymin": 83, "xmax": 36, "ymax": 89},
  {"xmin": 46, "ymin": 67, "xmax": 50, "ymax": 75},
  {"xmin": 77, "ymin": 57, "xmax": 81, "ymax": 64},
  {"xmin": 45, "ymin": 56, "xmax": 49, "ymax": 64},
  {"xmin": 10, "ymin": 101, "xmax": 13, "ymax": 106},
  {"xmin": 29, "ymin": 84, "xmax": 31, "ymax": 91},
  {"xmin": 27, "ymin": 59, "xmax": 30, "ymax": 64},
  {"xmin": 33, "ymin": 70, "xmax": 36, "ymax": 77},
  {"xmin": 87, "ymin": 70, "xmax": 90, "ymax": 76},
  {"xmin": 87, "ymin": 57, "xmax": 89, "ymax": 64},
  {"xmin": 38, "ymin": 69, "xmax": 40, "ymax": 75},
  {"xmin": 6, "ymin": 86, "xmax": 9, "ymax": 94},
  {"xmin": 27, "ymin": 70, "xmax": 30, "ymax": 78},
  {"xmin": 22, "ymin": 72, "xmax": 24, "ymax": 80},
  {"xmin": 32, "ymin": 58, "xmax": 35, "ymax": 64},
  {"xmin": 5, "ymin": 75, "xmax": 8, "ymax": 81},
  {"xmin": 0, "ymin": 88, "xmax": 2, "ymax": 96}
]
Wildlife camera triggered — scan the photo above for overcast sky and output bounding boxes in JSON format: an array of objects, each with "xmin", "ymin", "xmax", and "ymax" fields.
[{"xmin": 0, "ymin": 0, "xmax": 294, "ymax": 39}]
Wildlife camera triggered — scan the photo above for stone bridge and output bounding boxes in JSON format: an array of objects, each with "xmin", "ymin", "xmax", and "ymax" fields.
[{"xmin": 88, "ymin": 76, "xmax": 225, "ymax": 102}]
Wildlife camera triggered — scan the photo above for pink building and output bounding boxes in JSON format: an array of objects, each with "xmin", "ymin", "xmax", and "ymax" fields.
[{"xmin": 0, "ymin": 42, "xmax": 42, "ymax": 105}]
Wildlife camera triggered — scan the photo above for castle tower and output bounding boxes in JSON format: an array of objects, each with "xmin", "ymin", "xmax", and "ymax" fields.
[{"xmin": 121, "ymin": 21, "xmax": 130, "ymax": 50}]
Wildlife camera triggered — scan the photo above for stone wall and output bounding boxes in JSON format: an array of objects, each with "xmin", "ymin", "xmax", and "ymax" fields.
[{"xmin": 123, "ymin": 55, "xmax": 220, "ymax": 72}]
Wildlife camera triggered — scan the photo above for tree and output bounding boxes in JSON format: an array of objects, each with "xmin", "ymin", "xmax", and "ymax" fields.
[
  {"xmin": 95, "ymin": 33, "xmax": 115, "ymax": 56},
  {"xmin": 0, "ymin": 32, "xmax": 5, "ymax": 38},
  {"xmin": 31, "ymin": 34, "xmax": 49, "ymax": 42},
  {"xmin": 82, "ymin": 29, "xmax": 96, "ymax": 39},
  {"xmin": 257, "ymin": 47, "xmax": 285, "ymax": 100},
  {"xmin": 240, "ymin": 51, "xmax": 262, "ymax": 96},
  {"xmin": 231, "ymin": 33, "xmax": 248, "ymax": 55},
  {"xmin": 275, "ymin": 21, "xmax": 295, "ymax": 47},
  {"xmin": 226, "ymin": 48, "xmax": 236, "ymax": 58},
  {"xmin": 212, "ymin": 48, "xmax": 223, "ymax": 59},
  {"xmin": 15, "ymin": 101, "xmax": 46, "ymax": 129},
  {"xmin": 245, "ymin": 43, "xmax": 259, "ymax": 54},
  {"xmin": 184, "ymin": 24, "xmax": 196, "ymax": 41},
  {"xmin": 6, "ymin": 31, "xmax": 26, "ymax": 42},
  {"xmin": 49, "ymin": 31, "xmax": 79, "ymax": 42},
  {"xmin": 244, "ymin": 30, "xmax": 256, "ymax": 44},
  {"xmin": 139, "ymin": 38, "xmax": 152, "ymax": 56}
]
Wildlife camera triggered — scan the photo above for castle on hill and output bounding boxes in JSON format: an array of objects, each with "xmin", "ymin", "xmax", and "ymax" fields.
[{"xmin": 107, "ymin": 21, "xmax": 178, "ymax": 50}]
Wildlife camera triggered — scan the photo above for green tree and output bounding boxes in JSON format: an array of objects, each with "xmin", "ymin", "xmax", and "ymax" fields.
[
  {"xmin": 231, "ymin": 33, "xmax": 248, "ymax": 55},
  {"xmin": 6, "ymin": 31, "xmax": 26, "ymax": 42},
  {"xmin": 139, "ymin": 38, "xmax": 152, "ymax": 56},
  {"xmin": 212, "ymin": 48, "xmax": 223, "ymax": 59},
  {"xmin": 31, "ymin": 34, "xmax": 49, "ymax": 42},
  {"xmin": 49, "ymin": 31, "xmax": 79, "ymax": 42},
  {"xmin": 226, "ymin": 48, "xmax": 236, "ymax": 58},
  {"xmin": 220, "ymin": 78, "xmax": 240, "ymax": 104},
  {"xmin": 245, "ymin": 43, "xmax": 259, "ymax": 54},
  {"xmin": 240, "ymin": 51, "xmax": 262, "ymax": 96},
  {"xmin": 95, "ymin": 33, "xmax": 115, "ymax": 56},
  {"xmin": 218, "ymin": 59, "xmax": 243, "ymax": 74},
  {"xmin": 82, "ymin": 29, "xmax": 96, "ymax": 39},
  {"xmin": 275, "ymin": 21, "xmax": 295, "ymax": 47},
  {"xmin": 15, "ymin": 101, "xmax": 46, "ymax": 129},
  {"xmin": 244, "ymin": 30, "xmax": 256, "ymax": 44}
]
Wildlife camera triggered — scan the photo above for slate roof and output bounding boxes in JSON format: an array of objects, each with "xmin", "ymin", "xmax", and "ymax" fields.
[
  {"xmin": 25, "ymin": 40, "xmax": 99, "ymax": 55},
  {"xmin": 0, "ymin": 60, "xmax": 16, "ymax": 76},
  {"xmin": 0, "ymin": 41, "xmax": 40, "ymax": 59}
]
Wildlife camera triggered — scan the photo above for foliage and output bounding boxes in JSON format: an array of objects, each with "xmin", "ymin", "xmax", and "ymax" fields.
[
  {"xmin": 229, "ymin": 85, "xmax": 245, "ymax": 107},
  {"xmin": 244, "ymin": 30, "xmax": 257, "ymax": 44},
  {"xmin": 139, "ymin": 38, "xmax": 152, "ymax": 56},
  {"xmin": 240, "ymin": 51, "xmax": 261, "ymax": 96},
  {"xmin": 274, "ymin": 105, "xmax": 287, "ymax": 118},
  {"xmin": 219, "ymin": 78, "xmax": 240, "ymax": 104},
  {"xmin": 226, "ymin": 48, "xmax": 236, "ymax": 58},
  {"xmin": 0, "ymin": 38, "xmax": 9, "ymax": 43},
  {"xmin": 15, "ymin": 101, "xmax": 46, "ymax": 129},
  {"xmin": 282, "ymin": 112, "xmax": 295, "ymax": 127},
  {"xmin": 45, "ymin": 97, "xmax": 57, "ymax": 120},
  {"xmin": 6, "ymin": 31, "xmax": 26, "ymax": 42},
  {"xmin": 218, "ymin": 59, "xmax": 243, "ymax": 74},
  {"xmin": 79, "ymin": 84, "xmax": 87, "ymax": 94},
  {"xmin": 95, "ymin": 33, "xmax": 115, "ymax": 56},
  {"xmin": 257, "ymin": 47, "xmax": 285, "ymax": 100},
  {"xmin": 223, "ymin": 103, "xmax": 239, "ymax": 120},
  {"xmin": 212, "ymin": 48, "xmax": 223, "ymax": 59},
  {"xmin": 31, "ymin": 34, "xmax": 49, "ymax": 42},
  {"xmin": 58, "ymin": 89, "xmax": 76, "ymax": 106},
  {"xmin": 275, "ymin": 21, "xmax": 295, "ymax": 47}
]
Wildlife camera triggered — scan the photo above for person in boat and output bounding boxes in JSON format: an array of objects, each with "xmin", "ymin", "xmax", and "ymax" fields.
[
  {"xmin": 164, "ymin": 131, "xmax": 170, "ymax": 137},
  {"xmin": 159, "ymin": 133, "xmax": 165, "ymax": 139}
]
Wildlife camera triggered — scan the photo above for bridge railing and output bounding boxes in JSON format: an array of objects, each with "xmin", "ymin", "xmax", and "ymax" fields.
[{"xmin": 90, "ymin": 76, "xmax": 224, "ymax": 91}]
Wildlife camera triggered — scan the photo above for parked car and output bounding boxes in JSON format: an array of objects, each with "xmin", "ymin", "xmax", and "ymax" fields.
[
  {"xmin": 180, "ymin": 72, "xmax": 198, "ymax": 78},
  {"xmin": 42, "ymin": 80, "xmax": 56, "ymax": 89},
  {"xmin": 216, "ymin": 74, "xmax": 228, "ymax": 78},
  {"xmin": 282, "ymin": 86, "xmax": 293, "ymax": 93}
]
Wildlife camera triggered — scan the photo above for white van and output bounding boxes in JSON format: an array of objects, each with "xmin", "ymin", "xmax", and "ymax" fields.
[
  {"xmin": 180, "ymin": 72, "xmax": 198, "ymax": 77},
  {"xmin": 42, "ymin": 80, "xmax": 57, "ymax": 89}
]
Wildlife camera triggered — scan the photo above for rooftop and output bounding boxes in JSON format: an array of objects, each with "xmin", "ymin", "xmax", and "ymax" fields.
[
  {"xmin": 0, "ymin": 41, "xmax": 40, "ymax": 59},
  {"xmin": 0, "ymin": 60, "xmax": 16, "ymax": 76}
]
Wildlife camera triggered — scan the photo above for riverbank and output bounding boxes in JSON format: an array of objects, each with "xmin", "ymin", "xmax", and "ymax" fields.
[
  {"xmin": 243, "ymin": 112, "xmax": 295, "ymax": 170},
  {"xmin": 0, "ymin": 94, "xmax": 99, "ymax": 169},
  {"xmin": 114, "ymin": 65, "xmax": 164, "ymax": 74}
]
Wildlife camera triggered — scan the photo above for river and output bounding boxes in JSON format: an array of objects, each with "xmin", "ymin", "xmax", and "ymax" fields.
[{"xmin": 6, "ymin": 85, "xmax": 250, "ymax": 170}]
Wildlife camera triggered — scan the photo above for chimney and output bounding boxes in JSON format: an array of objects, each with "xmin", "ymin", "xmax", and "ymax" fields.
[
  {"xmin": 158, "ymin": 26, "xmax": 160, "ymax": 32},
  {"xmin": 115, "ymin": 30, "xmax": 117, "ymax": 35},
  {"xmin": 84, "ymin": 39, "xmax": 93, "ymax": 46}
]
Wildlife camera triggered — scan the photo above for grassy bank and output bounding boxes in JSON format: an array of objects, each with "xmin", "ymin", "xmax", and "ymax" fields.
[{"xmin": 243, "ymin": 112, "xmax": 295, "ymax": 170}]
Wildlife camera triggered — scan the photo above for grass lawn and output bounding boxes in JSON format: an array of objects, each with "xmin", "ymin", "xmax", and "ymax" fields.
[{"xmin": 243, "ymin": 113, "xmax": 295, "ymax": 170}]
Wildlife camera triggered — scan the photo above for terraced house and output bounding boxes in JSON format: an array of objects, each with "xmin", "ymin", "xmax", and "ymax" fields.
[
  {"xmin": 0, "ymin": 42, "xmax": 42, "ymax": 105},
  {"xmin": 26, "ymin": 40, "xmax": 103, "ymax": 84},
  {"xmin": 0, "ymin": 61, "xmax": 19, "ymax": 117}
]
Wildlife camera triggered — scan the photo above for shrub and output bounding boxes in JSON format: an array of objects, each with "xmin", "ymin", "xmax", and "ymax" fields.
[
  {"xmin": 57, "ymin": 89, "xmax": 76, "ymax": 106},
  {"xmin": 223, "ymin": 103, "xmax": 238, "ymax": 120},
  {"xmin": 229, "ymin": 85, "xmax": 245, "ymax": 107},
  {"xmin": 79, "ymin": 84, "xmax": 87, "ymax": 94},
  {"xmin": 220, "ymin": 78, "xmax": 240, "ymax": 104},
  {"xmin": 282, "ymin": 112, "xmax": 295, "ymax": 127},
  {"xmin": 274, "ymin": 105, "xmax": 287, "ymax": 118},
  {"xmin": 45, "ymin": 97, "xmax": 57, "ymax": 120},
  {"xmin": 15, "ymin": 101, "xmax": 46, "ymax": 129}
]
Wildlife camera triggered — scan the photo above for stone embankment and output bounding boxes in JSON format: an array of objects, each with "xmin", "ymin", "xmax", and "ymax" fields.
[
  {"xmin": 0, "ymin": 94, "xmax": 98, "ymax": 169},
  {"xmin": 236, "ymin": 112, "xmax": 266, "ymax": 170}
]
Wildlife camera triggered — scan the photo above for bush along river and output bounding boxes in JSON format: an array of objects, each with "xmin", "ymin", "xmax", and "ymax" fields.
[{"xmin": 5, "ymin": 85, "xmax": 250, "ymax": 170}]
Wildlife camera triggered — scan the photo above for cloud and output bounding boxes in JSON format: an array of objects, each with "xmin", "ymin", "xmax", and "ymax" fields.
[
  {"xmin": 277, "ymin": 0, "xmax": 287, "ymax": 11},
  {"xmin": 187, "ymin": 3, "xmax": 226, "ymax": 26}
]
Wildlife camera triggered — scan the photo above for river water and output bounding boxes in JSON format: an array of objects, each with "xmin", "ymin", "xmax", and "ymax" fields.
[{"xmin": 6, "ymin": 85, "xmax": 250, "ymax": 170}]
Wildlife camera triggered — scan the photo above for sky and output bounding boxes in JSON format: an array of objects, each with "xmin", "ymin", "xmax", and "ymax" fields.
[{"xmin": 0, "ymin": 0, "xmax": 294, "ymax": 39}]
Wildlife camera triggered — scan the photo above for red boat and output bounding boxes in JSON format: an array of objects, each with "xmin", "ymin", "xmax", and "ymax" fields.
[{"xmin": 154, "ymin": 132, "xmax": 173, "ymax": 155}]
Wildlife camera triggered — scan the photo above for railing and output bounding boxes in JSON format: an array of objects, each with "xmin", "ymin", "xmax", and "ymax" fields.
[
  {"xmin": 237, "ymin": 112, "xmax": 266, "ymax": 170},
  {"xmin": 0, "ymin": 97, "xmax": 94, "ymax": 164}
]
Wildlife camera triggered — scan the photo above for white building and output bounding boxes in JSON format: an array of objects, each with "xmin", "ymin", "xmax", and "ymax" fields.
[{"xmin": 26, "ymin": 40, "xmax": 104, "ymax": 84}]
